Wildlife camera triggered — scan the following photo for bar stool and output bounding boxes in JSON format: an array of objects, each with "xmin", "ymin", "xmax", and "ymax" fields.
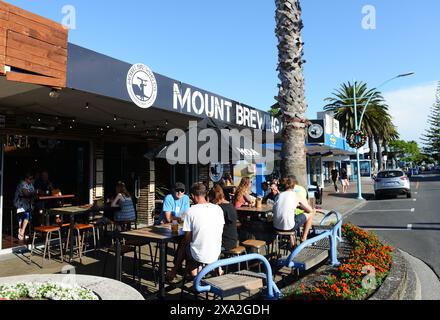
[
  {"xmin": 222, "ymin": 245, "xmax": 248, "ymax": 273},
  {"xmin": 241, "ymin": 240, "xmax": 267, "ymax": 273},
  {"xmin": 274, "ymin": 230, "xmax": 297, "ymax": 257},
  {"xmin": 29, "ymin": 225, "xmax": 63, "ymax": 267},
  {"xmin": 65, "ymin": 224, "xmax": 96, "ymax": 262},
  {"xmin": 102, "ymin": 244, "xmax": 139, "ymax": 285}
]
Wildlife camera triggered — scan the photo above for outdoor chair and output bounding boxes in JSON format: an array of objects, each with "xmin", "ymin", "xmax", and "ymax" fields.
[
  {"xmin": 273, "ymin": 229, "xmax": 297, "ymax": 258},
  {"xmin": 102, "ymin": 243, "xmax": 140, "ymax": 286},
  {"xmin": 241, "ymin": 240, "xmax": 268, "ymax": 273},
  {"xmin": 221, "ymin": 245, "xmax": 249, "ymax": 273},
  {"xmin": 29, "ymin": 225, "xmax": 63, "ymax": 267},
  {"xmin": 65, "ymin": 223, "xmax": 97, "ymax": 263}
]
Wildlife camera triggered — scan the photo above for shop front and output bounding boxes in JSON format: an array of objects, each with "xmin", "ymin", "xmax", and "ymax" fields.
[{"xmin": 0, "ymin": 2, "xmax": 280, "ymax": 253}]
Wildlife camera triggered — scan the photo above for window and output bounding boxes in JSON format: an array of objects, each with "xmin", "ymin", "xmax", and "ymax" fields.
[{"xmin": 377, "ymin": 171, "xmax": 404, "ymax": 179}]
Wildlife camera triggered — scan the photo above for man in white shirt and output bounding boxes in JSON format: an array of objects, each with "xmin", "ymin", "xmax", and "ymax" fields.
[
  {"xmin": 167, "ymin": 182, "xmax": 225, "ymax": 281},
  {"xmin": 273, "ymin": 176, "xmax": 313, "ymax": 248}
]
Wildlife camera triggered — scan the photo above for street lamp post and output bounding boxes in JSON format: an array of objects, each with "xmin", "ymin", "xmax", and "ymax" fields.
[{"xmin": 352, "ymin": 73, "xmax": 414, "ymax": 200}]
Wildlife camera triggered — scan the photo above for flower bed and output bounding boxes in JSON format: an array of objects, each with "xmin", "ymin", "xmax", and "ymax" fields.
[
  {"xmin": 0, "ymin": 282, "xmax": 99, "ymax": 300},
  {"xmin": 288, "ymin": 224, "xmax": 394, "ymax": 300}
]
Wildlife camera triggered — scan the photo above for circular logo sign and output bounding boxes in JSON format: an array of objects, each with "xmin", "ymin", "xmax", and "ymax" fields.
[
  {"xmin": 308, "ymin": 123, "xmax": 324, "ymax": 139},
  {"xmin": 126, "ymin": 64, "xmax": 158, "ymax": 109},
  {"xmin": 209, "ymin": 163, "xmax": 224, "ymax": 183}
]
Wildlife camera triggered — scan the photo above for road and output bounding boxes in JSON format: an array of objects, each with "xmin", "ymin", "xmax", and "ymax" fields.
[{"xmin": 347, "ymin": 172, "xmax": 440, "ymax": 278}]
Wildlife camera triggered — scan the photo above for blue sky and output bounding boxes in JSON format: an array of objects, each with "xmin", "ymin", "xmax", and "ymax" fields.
[{"xmin": 5, "ymin": 0, "xmax": 439, "ymax": 142}]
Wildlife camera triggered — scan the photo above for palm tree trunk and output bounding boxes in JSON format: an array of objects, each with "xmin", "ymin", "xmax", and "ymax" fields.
[
  {"xmin": 276, "ymin": 0, "xmax": 308, "ymax": 187},
  {"xmin": 368, "ymin": 136, "xmax": 375, "ymax": 171},
  {"xmin": 375, "ymin": 136, "xmax": 384, "ymax": 171}
]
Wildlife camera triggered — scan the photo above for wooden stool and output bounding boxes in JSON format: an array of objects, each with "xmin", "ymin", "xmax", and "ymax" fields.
[
  {"xmin": 66, "ymin": 224, "xmax": 96, "ymax": 262},
  {"xmin": 124, "ymin": 238, "xmax": 153, "ymax": 287},
  {"xmin": 242, "ymin": 240, "xmax": 267, "ymax": 273},
  {"xmin": 274, "ymin": 230, "xmax": 297, "ymax": 257},
  {"xmin": 103, "ymin": 245, "xmax": 139, "ymax": 285},
  {"xmin": 30, "ymin": 226, "xmax": 63, "ymax": 267},
  {"xmin": 222, "ymin": 246, "xmax": 248, "ymax": 273}
]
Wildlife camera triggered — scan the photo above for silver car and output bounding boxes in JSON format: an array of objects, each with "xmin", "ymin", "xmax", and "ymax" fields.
[{"xmin": 374, "ymin": 169, "xmax": 411, "ymax": 199}]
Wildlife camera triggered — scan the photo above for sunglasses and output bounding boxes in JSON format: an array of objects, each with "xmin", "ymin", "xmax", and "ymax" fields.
[{"xmin": 175, "ymin": 189, "xmax": 185, "ymax": 193}]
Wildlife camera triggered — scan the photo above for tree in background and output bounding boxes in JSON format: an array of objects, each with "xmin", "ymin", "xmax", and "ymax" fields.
[
  {"xmin": 389, "ymin": 140, "xmax": 421, "ymax": 164},
  {"xmin": 422, "ymin": 81, "xmax": 440, "ymax": 161},
  {"xmin": 275, "ymin": 0, "xmax": 308, "ymax": 187},
  {"xmin": 324, "ymin": 81, "xmax": 398, "ymax": 170}
]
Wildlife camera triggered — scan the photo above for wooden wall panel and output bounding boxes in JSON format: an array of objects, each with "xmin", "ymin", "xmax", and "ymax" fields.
[
  {"xmin": 0, "ymin": 4, "xmax": 7, "ymax": 74},
  {"xmin": 0, "ymin": 0, "xmax": 68, "ymax": 87}
]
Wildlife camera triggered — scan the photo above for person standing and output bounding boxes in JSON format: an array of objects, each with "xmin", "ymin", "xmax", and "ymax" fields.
[
  {"xmin": 13, "ymin": 173, "xmax": 36, "ymax": 241},
  {"xmin": 158, "ymin": 182, "xmax": 190, "ymax": 224},
  {"xmin": 167, "ymin": 182, "xmax": 224, "ymax": 281},
  {"xmin": 341, "ymin": 168, "xmax": 350, "ymax": 194},
  {"xmin": 331, "ymin": 167, "xmax": 340, "ymax": 193}
]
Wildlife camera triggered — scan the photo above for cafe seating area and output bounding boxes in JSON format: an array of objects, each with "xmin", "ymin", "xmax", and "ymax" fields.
[{"xmin": 20, "ymin": 193, "xmax": 343, "ymax": 300}]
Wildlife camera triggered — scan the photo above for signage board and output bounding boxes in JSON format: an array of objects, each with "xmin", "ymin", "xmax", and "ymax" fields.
[{"xmin": 307, "ymin": 120, "xmax": 325, "ymax": 144}]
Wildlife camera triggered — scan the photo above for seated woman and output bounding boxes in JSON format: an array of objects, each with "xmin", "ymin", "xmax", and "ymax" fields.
[
  {"xmin": 233, "ymin": 177, "xmax": 256, "ymax": 209},
  {"xmin": 209, "ymin": 185, "xmax": 238, "ymax": 252},
  {"xmin": 111, "ymin": 181, "xmax": 136, "ymax": 230}
]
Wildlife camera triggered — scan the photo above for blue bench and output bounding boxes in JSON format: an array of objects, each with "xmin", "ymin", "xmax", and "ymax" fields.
[
  {"xmin": 193, "ymin": 254, "xmax": 282, "ymax": 300},
  {"xmin": 277, "ymin": 211, "xmax": 343, "ymax": 272}
]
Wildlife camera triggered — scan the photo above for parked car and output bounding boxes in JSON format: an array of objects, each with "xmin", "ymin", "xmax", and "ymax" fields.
[{"xmin": 374, "ymin": 169, "xmax": 412, "ymax": 199}]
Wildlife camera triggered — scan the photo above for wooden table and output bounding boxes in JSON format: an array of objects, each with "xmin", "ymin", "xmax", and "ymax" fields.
[
  {"xmin": 50, "ymin": 206, "xmax": 94, "ymax": 262},
  {"xmin": 37, "ymin": 194, "xmax": 75, "ymax": 201},
  {"xmin": 118, "ymin": 225, "xmax": 184, "ymax": 299},
  {"xmin": 36, "ymin": 194, "xmax": 76, "ymax": 225},
  {"xmin": 236, "ymin": 205, "xmax": 273, "ymax": 217}
]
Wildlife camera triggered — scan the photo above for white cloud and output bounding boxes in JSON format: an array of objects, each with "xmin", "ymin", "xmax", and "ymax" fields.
[{"xmin": 383, "ymin": 82, "xmax": 437, "ymax": 144}]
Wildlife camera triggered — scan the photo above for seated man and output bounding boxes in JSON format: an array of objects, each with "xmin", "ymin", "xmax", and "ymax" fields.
[
  {"xmin": 157, "ymin": 182, "xmax": 190, "ymax": 224},
  {"xmin": 167, "ymin": 182, "xmax": 225, "ymax": 280},
  {"xmin": 263, "ymin": 181, "xmax": 280, "ymax": 204},
  {"xmin": 273, "ymin": 176, "xmax": 313, "ymax": 248}
]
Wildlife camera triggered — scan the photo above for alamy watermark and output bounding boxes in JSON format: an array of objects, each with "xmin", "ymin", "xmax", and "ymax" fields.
[
  {"xmin": 361, "ymin": 265, "xmax": 377, "ymax": 290},
  {"xmin": 362, "ymin": 5, "xmax": 376, "ymax": 30},
  {"xmin": 165, "ymin": 121, "xmax": 275, "ymax": 174},
  {"xmin": 62, "ymin": 5, "xmax": 76, "ymax": 30}
]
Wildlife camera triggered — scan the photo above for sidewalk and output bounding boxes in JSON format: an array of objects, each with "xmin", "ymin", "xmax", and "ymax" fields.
[{"xmin": 313, "ymin": 178, "xmax": 373, "ymax": 224}]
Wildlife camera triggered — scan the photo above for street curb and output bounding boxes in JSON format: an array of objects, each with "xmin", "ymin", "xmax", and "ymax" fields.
[
  {"xmin": 340, "ymin": 199, "xmax": 368, "ymax": 219},
  {"xmin": 369, "ymin": 249, "xmax": 408, "ymax": 300},
  {"xmin": 400, "ymin": 251, "xmax": 421, "ymax": 300}
]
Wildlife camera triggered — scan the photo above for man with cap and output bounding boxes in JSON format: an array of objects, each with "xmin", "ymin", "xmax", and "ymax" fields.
[{"xmin": 158, "ymin": 182, "xmax": 191, "ymax": 224}]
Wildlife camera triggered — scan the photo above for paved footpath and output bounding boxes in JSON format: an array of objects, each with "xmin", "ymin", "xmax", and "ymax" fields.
[{"xmin": 313, "ymin": 178, "xmax": 373, "ymax": 224}]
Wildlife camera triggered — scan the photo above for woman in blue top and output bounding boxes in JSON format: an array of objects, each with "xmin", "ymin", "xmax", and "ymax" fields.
[
  {"xmin": 159, "ymin": 182, "xmax": 190, "ymax": 224},
  {"xmin": 111, "ymin": 181, "xmax": 136, "ymax": 224},
  {"xmin": 13, "ymin": 173, "xmax": 36, "ymax": 241}
]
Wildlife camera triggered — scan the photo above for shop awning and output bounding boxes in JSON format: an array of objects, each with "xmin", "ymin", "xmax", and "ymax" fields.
[{"xmin": 153, "ymin": 118, "xmax": 275, "ymax": 165}]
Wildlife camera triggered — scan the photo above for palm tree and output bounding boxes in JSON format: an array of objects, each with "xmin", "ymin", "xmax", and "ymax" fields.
[
  {"xmin": 275, "ymin": 0, "xmax": 308, "ymax": 187},
  {"xmin": 377, "ymin": 121, "xmax": 400, "ymax": 170},
  {"xmin": 324, "ymin": 81, "xmax": 398, "ymax": 170}
]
